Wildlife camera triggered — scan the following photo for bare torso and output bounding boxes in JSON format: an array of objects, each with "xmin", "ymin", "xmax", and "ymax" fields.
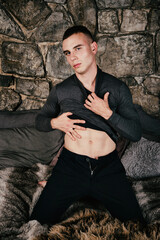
[{"xmin": 64, "ymin": 128, "xmax": 116, "ymax": 159}]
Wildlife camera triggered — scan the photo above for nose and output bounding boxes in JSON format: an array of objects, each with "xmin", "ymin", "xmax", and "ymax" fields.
[{"xmin": 70, "ymin": 52, "xmax": 77, "ymax": 61}]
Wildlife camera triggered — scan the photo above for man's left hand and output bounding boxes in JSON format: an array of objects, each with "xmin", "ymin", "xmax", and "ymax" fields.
[{"xmin": 84, "ymin": 92, "xmax": 113, "ymax": 120}]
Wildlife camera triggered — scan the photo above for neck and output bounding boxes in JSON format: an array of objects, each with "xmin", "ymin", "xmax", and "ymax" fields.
[{"xmin": 75, "ymin": 64, "xmax": 97, "ymax": 91}]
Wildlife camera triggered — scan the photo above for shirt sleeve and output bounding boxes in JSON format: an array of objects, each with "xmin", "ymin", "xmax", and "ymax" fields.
[
  {"xmin": 35, "ymin": 86, "xmax": 60, "ymax": 131},
  {"xmin": 107, "ymin": 83, "xmax": 142, "ymax": 142}
]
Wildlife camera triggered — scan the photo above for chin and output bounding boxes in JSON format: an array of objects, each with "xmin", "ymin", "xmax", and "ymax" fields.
[{"xmin": 75, "ymin": 67, "xmax": 87, "ymax": 74}]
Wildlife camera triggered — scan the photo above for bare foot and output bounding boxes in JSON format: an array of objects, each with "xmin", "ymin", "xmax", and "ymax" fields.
[{"xmin": 38, "ymin": 181, "xmax": 47, "ymax": 188}]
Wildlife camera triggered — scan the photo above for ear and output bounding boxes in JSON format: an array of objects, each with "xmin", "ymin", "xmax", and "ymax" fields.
[{"xmin": 91, "ymin": 41, "xmax": 98, "ymax": 54}]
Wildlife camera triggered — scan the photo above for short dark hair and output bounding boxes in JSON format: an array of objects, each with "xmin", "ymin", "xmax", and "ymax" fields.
[{"xmin": 63, "ymin": 25, "xmax": 94, "ymax": 42}]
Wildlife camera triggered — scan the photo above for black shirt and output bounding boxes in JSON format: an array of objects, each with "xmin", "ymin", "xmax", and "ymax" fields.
[{"xmin": 35, "ymin": 67, "xmax": 142, "ymax": 143}]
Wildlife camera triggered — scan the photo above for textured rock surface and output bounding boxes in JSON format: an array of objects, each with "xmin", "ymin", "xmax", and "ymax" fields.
[
  {"xmin": 17, "ymin": 98, "xmax": 45, "ymax": 110},
  {"xmin": 0, "ymin": 5, "xmax": 24, "ymax": 40},
  {"xmin": 0, "ymin": 88, "xmax": 21, "ymax": 110},
  {"xmin": 44, "ymin": 0, "xmax": 66, "ymax": 2},
  {"xmin": 121, "ymin": 10, "xmax": 148, "ymax": 32},
  {"xmin": 16, "ymin": 79, "xmax": 49, "ymax": 98},
  {"xmin": 98, "ymin": 10, "xmax": 119, "ymax": 33},
  {"xmin": 0, "ymin": 74, "xmax": 13, "ymax": 87},
  {"xmin": 133, "ymin": 0, "xmax": 160, "ymax": 8},
  {"xmin": 156, "ymin": 32, "xmax": 160, "ymax": 73},
  {"xmin": 97, "ymin": 34, "xmax": 153, "ymax": 77},
  {"xmin": 67, "ymin": 0, "xmax": 97, "ymax": 35},
  {"xmin": 143, "ymin": 76, "xmax": 160, "ymax": 96},
  {"xmin": 130, "ymin": 86, "xmax": 159, "ymax": 116},
  {"xmin": 31, "ymin": 4, "xmax": 72, "ymax": 42},
  {"xmin": 148, "ymin": 9, "xmax": 160, "ymax": 31},
  {"xmin": 46, "ymin": 42, "xmax": 74, "ymax": 79},
  {"xmin": 1, "ymin": 0, "xmax": 52, "ymax": 30},
  {"xmin": 2, "ymin": 42, "xmax": 45, "ymax": 77},
  {"xmin": 96, "ymin": 0, "xmax": 133, "ymax": 9}
]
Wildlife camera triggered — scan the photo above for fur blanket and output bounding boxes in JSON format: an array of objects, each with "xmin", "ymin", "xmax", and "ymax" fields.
[{"xmin": 0, "ymin": 163, "xmax": 160, "ymax": 240}]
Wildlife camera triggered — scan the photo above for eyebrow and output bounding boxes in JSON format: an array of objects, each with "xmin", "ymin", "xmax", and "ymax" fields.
[{"xmin": 63, "ymin": 44, "xmax": 84, "ymax": 54}]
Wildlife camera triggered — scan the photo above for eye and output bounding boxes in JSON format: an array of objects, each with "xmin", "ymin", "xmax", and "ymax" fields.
[
  {"xmin": 76, "ymin": 47, "xmax": 81, "ymax": 51},
  {"xmin": 64, "ymin": 51, "xmax": 70, "ymax": 56}
]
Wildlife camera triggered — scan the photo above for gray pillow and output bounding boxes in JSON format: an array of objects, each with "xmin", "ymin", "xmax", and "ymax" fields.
[
  {"xmin": 0, "ymin": 127, "xmax": 64, "ymax": 168},
  {"xmin": 121, "ymin": 137, "xmax": 160, "ymax": 179},
  {"xmin": 0, "ymin": 110, "xmax": 39, "ymax": 128}
]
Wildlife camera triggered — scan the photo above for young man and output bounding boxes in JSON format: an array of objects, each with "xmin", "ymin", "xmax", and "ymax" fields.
[{"xmin": 30, "ymin": 25, "xmax": 144, "ymax": 224}]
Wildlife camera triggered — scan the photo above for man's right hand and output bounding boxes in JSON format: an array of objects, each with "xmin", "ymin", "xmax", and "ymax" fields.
[{"xmin": 50, "ymin": 112, "xmax": 86, "ymax": 141}]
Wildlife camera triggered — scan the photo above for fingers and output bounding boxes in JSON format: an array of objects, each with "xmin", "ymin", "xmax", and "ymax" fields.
[
  {"xmin": 73, "ymin": 125, "xmax": 86, "ymax": 131},
  {"xmin": 87, "ymin": 92, "xmax": 97, "ymax": 101},
  {"xmin": 87, "ymin": 94, "xmax": 94, "ymax": 102},
  {"xmin": 66, "ymin": 131, "xmax": 76, "ymax": 141},
  {"xmin": 90, "ymin": 92, "xmax": 97, "ymax": 99},
  {"xmin": 84, "ymin": 93, "xmax": 95, "ymax": 108},
  {"xmin": 72, "ymin": 119, "xmax": 86, "ymax": 124},
  {"xmin": 104, "ymin": 92, "xmax": 109, "ymax": 102},
  {"xmin": 61, "ymin": 112, "xmax": 87, "ymax": 140},
  {"xmin": 84, "ymin": 103, "xmax": 90, "ymax": 110},
  {"xmin": 66, "ymin": 127, "xmax": 84, "ymax": 141},
  {"xmin": 72, "ymin": 129, "xmax": 82, "ymax": 139},
  {"xmin": 65, "ymin": 112, "xmax": 73, "ymax": 116},
  {"xmin": 66, "ymin": 129, "xmax": 80, "ymax": 141}
]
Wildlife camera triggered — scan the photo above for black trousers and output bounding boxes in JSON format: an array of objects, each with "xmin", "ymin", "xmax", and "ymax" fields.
[{"xmin": 30, "ymin": 148, "xmax": 144, "ymax": 225}]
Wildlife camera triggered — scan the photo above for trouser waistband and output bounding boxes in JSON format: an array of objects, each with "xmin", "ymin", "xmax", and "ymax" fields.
[
  {"xmin": 60, "ymin": 147, "xmax": 120, "ymax": 176},
  {"xmin": 62, "ymin": 147, "xmax": 118, "ymax": 161}
]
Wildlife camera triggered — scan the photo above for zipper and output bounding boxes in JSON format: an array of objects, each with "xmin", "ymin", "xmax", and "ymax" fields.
[{"xmin": 86, "ymin": 158, "xmax": 97, "ymax": 176}]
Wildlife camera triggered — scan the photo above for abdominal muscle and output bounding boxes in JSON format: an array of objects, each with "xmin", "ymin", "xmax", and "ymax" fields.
[{"xmin": 64, "ymin": 128, "xmax": 116, "ymax": 159}]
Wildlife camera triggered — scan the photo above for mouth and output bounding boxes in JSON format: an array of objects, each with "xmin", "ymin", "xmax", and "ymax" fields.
[{"xmin": 73, "ymin": 63, "xmax": 81, "ymax": 68}]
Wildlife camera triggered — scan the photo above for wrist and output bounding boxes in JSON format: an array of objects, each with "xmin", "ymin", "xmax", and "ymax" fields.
[
  {"xmin": 51, "ymin": 118, "xmax": 57, "ymax": 129},
  {"xmin": 102, "ymin": 109, "xmax": 113, "ymax": 120}
]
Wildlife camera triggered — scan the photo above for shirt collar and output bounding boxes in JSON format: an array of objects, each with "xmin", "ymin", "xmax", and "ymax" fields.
[{"xmin": 74, "ymin": 66, "xmax": 102, "ymax": 96}]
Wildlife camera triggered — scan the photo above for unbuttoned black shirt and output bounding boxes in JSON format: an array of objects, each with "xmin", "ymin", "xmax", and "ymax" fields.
[{"xmin": 35, "ymin": 67, "xmax": 141, "ymax": 143}]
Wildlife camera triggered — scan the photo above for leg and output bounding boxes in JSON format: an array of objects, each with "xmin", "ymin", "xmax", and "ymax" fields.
[
  {"xmin": 90, "ymin": 151, "xmax": 144, "ymax": 222},
  {"xmin": 30, "ymin": 149, "xmax": 89, "ymax": 225}
]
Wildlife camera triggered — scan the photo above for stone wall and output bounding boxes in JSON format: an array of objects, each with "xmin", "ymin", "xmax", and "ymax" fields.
[{"xmin": 0, "ymin": 0, "xmax": 159, "ymax": 116}]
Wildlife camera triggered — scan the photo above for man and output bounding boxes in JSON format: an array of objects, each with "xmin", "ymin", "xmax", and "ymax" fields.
[{"xmin": 30, "ymin": 25, "xmax": 144, "ymax": 224}]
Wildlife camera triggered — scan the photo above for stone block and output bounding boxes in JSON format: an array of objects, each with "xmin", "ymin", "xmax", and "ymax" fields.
[
  {"xmin": 96, "ymin": 0, "xmax": 132, "ymax": 9},
  {"xmin": 0, "ymin": 75, "xmax": 13, "ymax": 87},
  {"xmin": 98, "ymin": 10, "xmax": 119, "ymax": 33},
  {"xmin": 0, "ymin": 5, "xmax": 24, "ymax": 40},
  {"xmin": 119, "ymin": 77, "xmax": 137, "ymax": 86},
  {"xmin": 46, "ymin": 42, "xmax": 74, "ymax": 79},
  {"xmin": 16, "ymin": 79, "xmax": 49, "ymax": 99},
  {"xmin": 2, "ymin": 42, "xmax": 45, "ymax": 77},
  {"xmin": 17, "ymin": 98, "xmax": 45, "ymax": 110},
  {"xmin": 130, "ymin": 86, "xmax": 159, "ymax": 116},
  {"xmin": 0, "ymin": 88, "xmax": 21, "ymax": 111},
  {"xmin": 121, "ymin": 10, "xmax": 148, "ymax": 32},
  {"xmin": 44, "ymin": 0, "xmax": 66, "ymax": 3},
  {"xmin": 67, "ymin": 0, "xmax": 97, "ymax": 36},
  {"xmin": 31, "ymin": 5, "xmax": 72, "ymax": 42},
  {"xmin": 1, "ymin": 0, "xmax": 52, "ymax": 30},
  {"xmin": 97, "ymin": 34, "xmax": 153, "ymax": 77},
  {"xmin": 133, "ymin": 0, "xmax": 160, "ymax": 8},
  {"xmin": 156, "ymin": 32, "xmax": 160, "ymax": 73},
  {"xmin": 144, "ymin": 75, "xmax": 160, "ymax": 96},
  {"xmin": 148, "ymin": 10, "xmax": 160, "ymax": 32}
]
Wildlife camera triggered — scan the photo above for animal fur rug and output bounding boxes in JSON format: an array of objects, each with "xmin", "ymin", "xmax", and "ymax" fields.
[{"xmin": 0, "ymin": 163, "xmax": 160, "ymax": 240}]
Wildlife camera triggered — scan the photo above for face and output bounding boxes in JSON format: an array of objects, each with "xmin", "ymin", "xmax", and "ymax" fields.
[{"xmin": 62, "ymin": 33, "xmax": 97, "ymax": 76}]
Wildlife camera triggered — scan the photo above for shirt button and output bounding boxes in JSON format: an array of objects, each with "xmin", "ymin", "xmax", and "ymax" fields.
[{"xmin": 86, "ymin": 157, "xmax": 90, "ymax": 162}]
